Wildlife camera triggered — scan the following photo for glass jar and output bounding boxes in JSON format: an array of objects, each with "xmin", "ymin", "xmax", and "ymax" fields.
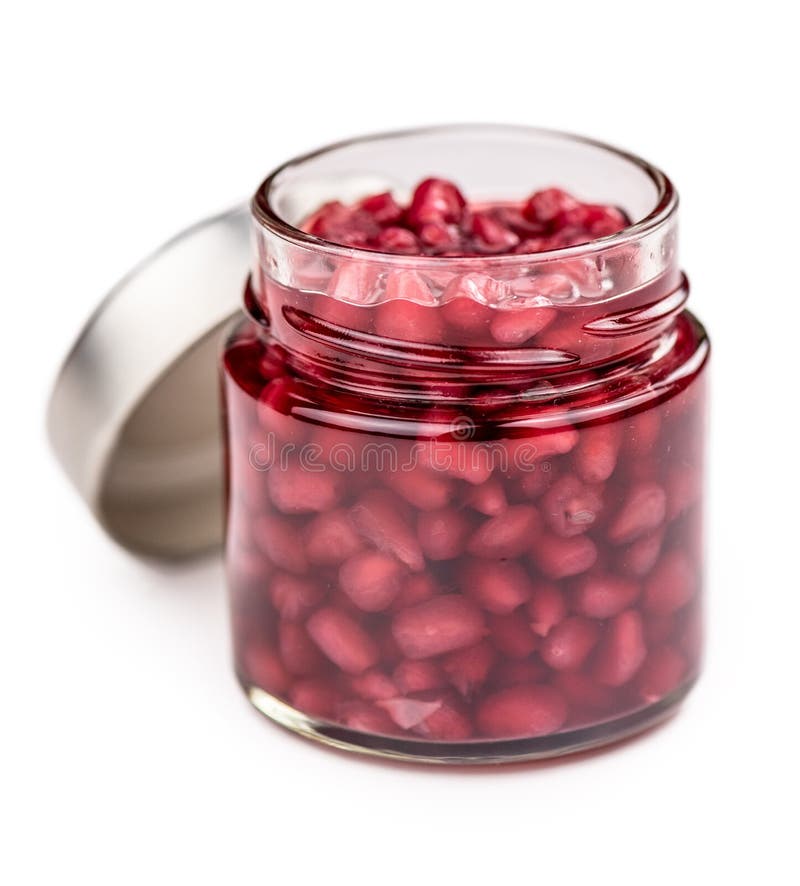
[{"xmin": 221, "ymin": 125, "xmax": 708, "ymax": 763}]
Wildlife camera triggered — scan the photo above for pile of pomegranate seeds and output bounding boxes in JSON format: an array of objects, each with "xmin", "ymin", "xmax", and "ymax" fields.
[{"xmin": 304, "ymin": 179, "xmax": 629, "ymax": 256}]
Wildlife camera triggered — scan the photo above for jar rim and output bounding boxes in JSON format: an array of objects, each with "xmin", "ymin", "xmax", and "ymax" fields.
[{"xmin": 252, "ymin": 123, "xmax": 678, "ymax": 268}]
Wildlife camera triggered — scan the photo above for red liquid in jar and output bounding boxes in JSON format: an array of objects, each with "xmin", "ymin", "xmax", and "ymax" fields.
[{"xmin": 224, "ymin": 178, "xmax": 707, "ymax": 752}]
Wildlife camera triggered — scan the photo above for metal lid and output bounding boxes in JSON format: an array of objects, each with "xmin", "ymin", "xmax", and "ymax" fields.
[{"xmin": 47, "ymin": 205, "xmax": 250, "ymax": 559}]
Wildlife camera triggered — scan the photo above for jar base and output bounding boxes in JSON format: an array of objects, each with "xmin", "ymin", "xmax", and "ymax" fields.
[{"xmin": 241, "ymin": 679, "xmax": 696, "ymax": 765}]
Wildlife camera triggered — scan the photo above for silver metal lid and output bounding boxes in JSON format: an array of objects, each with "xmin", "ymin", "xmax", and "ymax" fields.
[{"xmin": 47, "ymin": 205, "xmax": 250, "ymax": 558}]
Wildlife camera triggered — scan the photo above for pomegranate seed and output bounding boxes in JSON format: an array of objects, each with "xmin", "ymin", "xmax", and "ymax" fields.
[
  {"xmin": 339, "ymin": 551, "xmax": 404, "ymax": 612},
  {"xmin": 256, "ymin": 377, "xmax": 308, "ymax": 444},
  {"xmin": 268, "ymin": 572, "xmax": 323, "ymax": 621},
  {"xmin": 636, "ymin": 646, "xmax": 687, "ymax": 703},
  {"xmin": 488, "ymin": 611, "xmax": 538, "ymax": 659},
  {"xmin": 254, "ymin": 515, "xmax": 308, "ymax": 574},
  {"xmin": 573, "ymin": 424, "xmax": 622, "ymax": 484},
  {"xmin": 414, "ymin": 692, "xmax": 473, "ymax": 740},
  {"xmin": 325, "ymin": 260, "xmax": 379, "ymax": 305},
  {"xmin": 417, "ymin": 221, "xmax": 461, "ymax": 253},
  {"xmin": 350, "ymin": 489, "xmax": 425, "ymax": 572},
  {"xmin": 531, "ymin": 532, "xmax": 597, "ymax": 579},
  {"xmin": 391, "ymin": 573, "xmax": 439, "ymax": 611},
  {"xmin": 441, "ymin": 640, "xmax": 495, "ymax": 697},
  {"xmin": 347, "ymin": 669, "xmax": 398, "ymax": 702},
  {"xmin": 417, "ymin": 507, "xmax": 473, "ymax": 561},
  {"xmin": 373, "ymin": 226, "xmax": 421, "ymax": 254},
  {"xmin": 607, "ymin": 482, "xmax": 667, "ymax": 544},
  {"xmin": 289, "ymin": 678, "xmax": 339, "ymax": 719},
  {"xmin": 464, "ymin": 478, "xmax": 508, "ymax": 515},
  {"xmin": 375, "ymin": 299, "xmax": 443, "ymax": 346},
  {"xmin": 393, "ymin": 660, "xmax": 448, "ymax": 694},
  {"xmin": 241, "ymin": 645, "xmax": 289, "ymax": 695},
  {"xmin": 467, "ymin": 505, "xmax": 541, "ymax": 559},
  {"xmin": 541, "ymin": 474, "xmax": 603, "ymax": 537},
  {"xmin": 540, "ymin": 616, "xmax": 600, "ymax": 671},
  {"xmin": 666, "ymin": 465, "xmax": 702, "ymax": 521},
  {"xmin": 570, "ymin": 573, "xmax": 640, "ymax": 619},
  {"xmin": 553, "ymin": 672, "xmax": 616, "ymax": 712},
  {"xmin": 392, "ymin": 595, "xmax": 486, "ymax": 659},
  {"xmin": 462, "ymin": 558, "xmax": 533, "ymax": 614},
  {"xmin": 386, "ymin": 468, "xmax": 454, "ymax": 511},
  {"xmin": 644, "ymin": 550, "xmax": 697, "ymax": 615},
  {"xmin": 616, "ymin": 528, "xmax": 665, "ymax": 577},
  {"xmin": 406, "ymin": 177, "xmax": 466, "ymax": 228},
  {"xmin": 304, "ymin": 509, "xmax": 362, "ymax": 566},
  {"xmin": 623, "ymin": 410, "xmax": 662, "ymax": 456},
  {"xmin": 358, "ymin": 191, "xmax": 404, "ymax": 225},
  {"xmin": 267, "ymin": 461, "xmax": 340, "ymax": 514},
  {"xmin": 527, "ymin": 583, "xmax": 567, "ymax": 637},
  {"xmin": 278, "ymin": 621, "xmax": 325, "ymax": 676},
  {"xmin": 490, "ymin": 307, "xmax": 556, "ymax": 345},
  {"xmin": 523, "ymin": 188, "xmax": 580, "ymax": 225},
  {"xmin": 338, "ymin": 702, "xmax": 400, "ymax": 735},
  {"xmin": 477, "ymin": 685, "xmax": 567, "ymax": 738},
  {"xmin": 306, "ymin": 607, "xmax": 380, "ymax": 675},
  {"xmin": 594, "ymin": 610, "xmax": 647, "ymax": 686},
  {"xmin": 469, "ymin": 210, "xmax": 520, "ymax": 252}
]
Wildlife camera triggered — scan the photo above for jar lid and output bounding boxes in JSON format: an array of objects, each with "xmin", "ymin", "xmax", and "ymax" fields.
[{"xmin": 47, "ymin": 205, "xmax": 251, "ymax": 558}]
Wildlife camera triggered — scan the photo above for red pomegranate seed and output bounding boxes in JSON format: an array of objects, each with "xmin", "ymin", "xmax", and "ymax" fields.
[
  {"xmin": 607, "ymin": 482, "xmax": 667, "ymax": 544},
  {"xmin": 417, "ymin": 221, "xmax": 462, "ymax": 252},
  {"xmin": 373, "ymin": 226, "xmax": 421, "ymax": 254},
  {"xmin": 386, "ymin": 468, "xmax": 454, "ymax": 511},
  {"xmin": 406, "ymin": 177, "xmax": 466, "ymax": 228},
  {"xmin": 338, "ymin": 702, "xmax": 400, "ymax": 735},
  {"xmin": 527, "ymin": 582, "xmax": 567, "ymax": 637},
  {"xmin": 488, "ymin": 611, "xmax": 538, "ymax": 659},
  {"xmin": 623, "ymin": 409, "xmax": 662, "ymax": 456},
  {"xmin": 541, "ymin": 474, "xmax": 603, "ymax": 537},
  {"xmin": 325, "ymin": 260, "xmax": 379, "ymax": 305},
  {"xmin": 490, "ymin": 306, "xmax": 556, "ymax": 345},
  {"xmin": 462, "ymin": 558, "xmax": 533, "ymax": 614},
  {"xmin": 306, "ymin": 607, "xmax": 380, "ymax": 675},
  {"xmin": 414, "ymin": 692, "xmax": 473, "ymax": 740},
  {"xmin": 593, "ymin": 610, "xmax": 647, "ymax": 687},
  {"xmin": 241, "ymin": 645, "xmax": 289, "ymax": 695},
  {"xmin": 289, "ymin": 678, "xmax": 339, "ymax": 719},
  {"xmin": 573, "ymin": 424, "xmax": 622, "ymax": 484},
  {"xmin": 268, "ymin": 571, "xmax": 323, "ymax": 621},
  {"xmin": 666, "ymin": 465, "xmax": 702, "ymax": 521},
  {"xmin": 531, "ymin": 532, "xmax": 597, "ymax": 579},
  {"xmin": 467, "ymin": 505, "xmax": 541, "ymax": 559},
  {"xmin": 377, "ymin": 696, "xmax": 443, "ymax": 730},
  {"xmin": 570, "ymin": 573, "xmax": 640, "ymax": 619},
  {"xmin": 636, "ymin": 646, "xmax": 687, "ymax": 703},
  {"xmin": 540, "ymin": 616, "xmax": 601, "ymax": 671},
  {"xmin": 523, "ymin": 188, "xmax": 580, "ymax": 225},
  {"xmin": 304, "ymin": 509, "xmax": 363, "ymax": 566},
  {"xmin": 553, "ymin": 672, "xmax": 616, "ymax": 712},
  {"xmin": 440, "ymin": 295, "xmax": 495, "ymax": 344},
  {"xmin": 393, "ymin": 660, "xmax": 448, "ymax": 694},
  {"xmin": 350, "ymin": 489, "xmax": 425, "ymax": 572},
  {"xmin": 643, "ymin": 550, "xmax": 697, "ymax": 615},
  {"xmin": 392, "ymin": 595, "xmax": 487, "ymax": 659},
  {"xmin": 469, "ymin": 210, "xmax": 521, "ymax": 252},
  {"xmin": 358, "ymin": 191, "xmax": 404, "ymax": 225},
  {"xmin": 616, "ymin": 528, "xmax": 665, "ymax": 577},
  {"xmin": 464, "ymin": 478, "xmax": 508, "ymax": 516},
  {"xmin": 441, "ymin": 640, "xmax": 495, "ymax": 697},
  {"xmin": 279, "ymin": 621, "xmax": 325, "ymax": 676},
  {"xmin": 347, "ymin": 669, "xmax": 399, "ymax": 702},
  {"xmin": 256, "ymin": 377, "xmax": 308, "ymax": 443},
  {"xmin": 267, "ymin": 462, "xmax": 341, "ymax": 514},
  {"xmin": 391, "ymin": 573, "xmax": 439, "ymax": 611},
  {"xmin": 418, "ymin": 507, "xmax": 473, "ymax": 561},
  {"xmin": 254, "ymin": 515, "xmax": 308, "ymax": 574},
  {"xmin": 644, "ymin": 613, "xmax": 675, "ymax": 646},
  {"xmin": 477, "ymin": 685, "xmax": 567, "ymax": 738},
  {"xmin": 339, "ymin": 551, "xmax": 405, "ymax": 612}
]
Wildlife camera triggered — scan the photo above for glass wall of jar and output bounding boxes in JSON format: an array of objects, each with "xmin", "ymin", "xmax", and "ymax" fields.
[{"xmin": 221, "ymin": 126, "xmax": 708, "ymax": 763}]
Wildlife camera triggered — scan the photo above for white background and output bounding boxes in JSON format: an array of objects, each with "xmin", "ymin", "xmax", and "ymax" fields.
[{"xmin": 3, "ymin": 2, "xmax": 798, "ymax": 884}]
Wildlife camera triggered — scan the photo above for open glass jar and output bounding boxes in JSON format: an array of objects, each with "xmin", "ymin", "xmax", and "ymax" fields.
[{"xmin": 222, "ymin": 125, "xmax": 708, "ymax": 763}]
